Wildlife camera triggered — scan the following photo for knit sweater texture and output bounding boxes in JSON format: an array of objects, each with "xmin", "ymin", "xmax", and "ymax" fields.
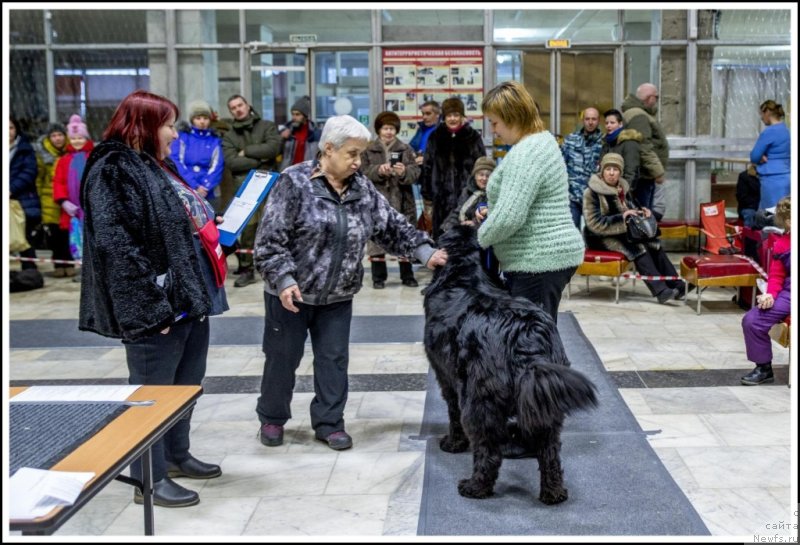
[{"xmin": 478, "ymin": 131, "xmax": 584, "ymax": 273}]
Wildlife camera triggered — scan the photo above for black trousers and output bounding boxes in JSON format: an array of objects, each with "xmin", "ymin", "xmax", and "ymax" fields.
[
  {"xmin": 504, "ymin": 266, "xmax": 577, "ymax": 324},
  {"xmin": 370, "ymin": 255, "xmax": 414, "ymax": 282},
  {"xmin": 634, "ymin": 247, "xmax": 683, "ymax": 296},
  {"xmin": 20, "ymin": 217, "xmax": 40, "ymax": 270},
  {"xmin": 48, "ymin": 225, "xmax": 74, "ymax": 269},
  {"xmin": 257, "ymin": 292, "xmax": 352, "ymax": 439},
  {"xmin": 124, "ymin": 318, "xmax": 209, "ymax": 482}
]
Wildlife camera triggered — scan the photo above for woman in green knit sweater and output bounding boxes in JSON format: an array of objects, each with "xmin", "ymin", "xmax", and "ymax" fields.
[{"xmin": 477, "ymin": 81, "xmax": 584, "ymax": 323}]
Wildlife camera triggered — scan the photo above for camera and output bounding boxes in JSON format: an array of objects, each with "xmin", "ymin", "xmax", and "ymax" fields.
[{"xmin": 390, "ymin": 152, "xmax": 401, "ymax": 166}]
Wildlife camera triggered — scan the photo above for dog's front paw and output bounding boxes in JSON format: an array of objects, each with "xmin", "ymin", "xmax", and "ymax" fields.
[
  {"xmin": 539, "ymin": 487, "xmax": 568, "ymax": 505},
  {"xmin": 458, "ymin": 478, "xmax": 494, "ymax": 499},
  {"xmin": 439, "ymin": 434, "xmax": 469, "ymax": 453}
]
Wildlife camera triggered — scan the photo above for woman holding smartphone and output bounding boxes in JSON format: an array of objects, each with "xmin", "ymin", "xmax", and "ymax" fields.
[{"xmin": 360, "ymin": 111, "xmax": 421, "ymax": 288}]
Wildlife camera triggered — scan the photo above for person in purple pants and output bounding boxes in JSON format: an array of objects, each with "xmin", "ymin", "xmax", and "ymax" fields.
[{"xmin": 740, "ymin": 196, "xmax": 791, "ymax": 385}]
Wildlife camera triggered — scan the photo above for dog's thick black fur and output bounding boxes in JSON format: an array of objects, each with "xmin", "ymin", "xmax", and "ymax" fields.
[{"xmin": 423, "ymin": 225, "xmax": 598, "ymax": 504}]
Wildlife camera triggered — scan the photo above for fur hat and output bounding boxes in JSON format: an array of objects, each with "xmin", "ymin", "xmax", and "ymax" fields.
[
  {"xmin": 374, "ymin": 111, "xmax": 401, "ymax": 133},
  {"xmin": 442, "ymin": 97, "xmax": 465, "ymax": 117},
  {"xmin": 291, "ymin": 96, "xmax": 311, "ymax": 118},
  {"xmin": 188, "ymin": 100, "xmax": 212, "ymax": 119},
  {"xmin": 600, "ymin": 153, "xmax": 624, "ymax": 172},
  {"xmin": 471, "ymin": 156, "xmax": 495, "ymax": 177},
  {"xmin": 46, "ymin": 122, "xmax": 67, "ymax": 136},
  {"xmin": 67, "ymin": 114, "xmax": 89, "ymax": 139}
]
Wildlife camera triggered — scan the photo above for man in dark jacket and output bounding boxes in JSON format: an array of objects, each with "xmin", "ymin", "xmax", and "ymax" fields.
[
  {"xmin": 222, "ymin": 95, "xmax": 281, "ymax": 287},
  {"xmin": 279, "ymin": 95, "xmax": 321, "ymax": 171},
  {"xmin": 620, "ymin": 83, "xmax": 669, "ymax": 210}
]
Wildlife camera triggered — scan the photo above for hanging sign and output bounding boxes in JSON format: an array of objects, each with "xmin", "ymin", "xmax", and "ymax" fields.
[
  {"xmin": 546, "ymin": 39, "xmax": 571, "ymax": 49},
  {"xmin": 289, "ymin": 34, "xmax": 317, "ymax": 44}
]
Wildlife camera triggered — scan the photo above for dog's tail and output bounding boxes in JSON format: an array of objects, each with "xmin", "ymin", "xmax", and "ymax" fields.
[{"xmin": 516, "ymin": 363, "xmax": 598, "ymax": 429}]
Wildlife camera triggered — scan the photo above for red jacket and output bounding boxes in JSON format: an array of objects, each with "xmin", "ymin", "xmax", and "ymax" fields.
[{"xmin": 52, "ymin": 140, "xmax": 95, "ymax": 230}]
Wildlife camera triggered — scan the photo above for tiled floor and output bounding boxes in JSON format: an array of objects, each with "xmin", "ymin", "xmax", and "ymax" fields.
[{"xmin": 5, "ymin": 253, "xmax": 797, "ymax": 539}]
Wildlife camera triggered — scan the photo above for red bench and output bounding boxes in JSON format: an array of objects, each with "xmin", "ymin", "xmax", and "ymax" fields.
[
  {"xmin": 568, "ymin": 250, "xmax": 631, "ymax": 303},
  {"xmin": 679, "ymin": 255, "xmax": 759, "ymax": 314}
]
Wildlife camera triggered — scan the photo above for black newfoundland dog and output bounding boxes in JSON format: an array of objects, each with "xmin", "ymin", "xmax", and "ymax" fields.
[{"xmin": 423, "ymin": 225, "xmax": 598, "ymax": 504}]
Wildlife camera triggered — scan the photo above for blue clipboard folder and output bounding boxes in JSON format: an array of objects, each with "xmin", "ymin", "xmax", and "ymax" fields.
[{"xmin": 218, "ymin": 169, "xmax": 280, "ymax": 247}]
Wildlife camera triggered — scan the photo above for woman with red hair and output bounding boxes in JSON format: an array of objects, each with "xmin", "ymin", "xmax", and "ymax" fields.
[{"xmin": 79, "ymin": 90, "xmax": 228, "ymax": 508}]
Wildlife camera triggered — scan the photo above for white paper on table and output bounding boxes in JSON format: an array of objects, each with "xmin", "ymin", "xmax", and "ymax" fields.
[
  {"xmin": 11, "ymin": 385, "xmax": 141, "ymax": 403},
  {"xmin": 238, "ymin": 171, "xmax": 272, "ymax": 203},
  {"xmin": 220, "ymin": 198, "xmax": 253, "ymax": 234},
  {"xmin": 9, "ymin": 468, "xmax": 95, "ymax": 520}
]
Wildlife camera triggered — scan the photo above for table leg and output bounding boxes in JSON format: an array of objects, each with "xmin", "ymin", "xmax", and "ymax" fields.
[{"xmin": 142, "ymin": 447, "xmax": 154, "ymax": 535}]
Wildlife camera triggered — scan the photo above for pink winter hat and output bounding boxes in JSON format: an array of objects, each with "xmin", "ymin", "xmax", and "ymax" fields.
[{"xmin": 67, "ymin": 114, "xmax": 90, "ymax": 139}]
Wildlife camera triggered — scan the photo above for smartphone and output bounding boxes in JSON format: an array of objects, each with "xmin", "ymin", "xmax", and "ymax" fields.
[{"xmin": 390, "ymin": 152, "xmax": 401, "ymax": 166}]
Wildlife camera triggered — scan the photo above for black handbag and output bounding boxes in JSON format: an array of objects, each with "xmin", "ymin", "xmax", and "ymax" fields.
[{"xmin": 625, "ymin": 213, "xmax": 659, "ymax": 242}]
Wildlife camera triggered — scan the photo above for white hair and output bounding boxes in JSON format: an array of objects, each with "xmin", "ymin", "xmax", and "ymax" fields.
[{"xmin": 319, "ymin": 115, "xmax": 371, "ymax": 149}]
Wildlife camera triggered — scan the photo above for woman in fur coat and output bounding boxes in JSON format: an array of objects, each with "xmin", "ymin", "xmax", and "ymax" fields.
[{"xmin": 419, "ymin": 97, "xmax": 485, "ymax": 240}]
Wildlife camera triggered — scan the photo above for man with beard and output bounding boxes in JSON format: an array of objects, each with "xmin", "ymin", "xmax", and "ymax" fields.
[{"xmin": 222, "ymin": 94, "xmax": 281, "ymax": 287}]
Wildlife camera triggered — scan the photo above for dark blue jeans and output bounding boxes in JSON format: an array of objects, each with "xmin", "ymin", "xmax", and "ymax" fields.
[
  {"xmin": 569, "ymin": 200, "xmax": 583, "ymax": 230},
  {"xmin": 257, "ymin": 293, "xmax": 353, "ymax": 439},
  {"xmin": 633, "ymin": 179, "xmax": 655, "ymax": 210},
  {"xmin": 504, "ymin": 266, "xmax": 577, "ymax": 324},
  {"xmin": 124, "ymin": 318, "xmax": 209, "ymax": 482}
]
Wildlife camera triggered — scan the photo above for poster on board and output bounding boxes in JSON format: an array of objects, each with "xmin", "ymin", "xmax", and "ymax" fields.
[{"xmin": 382, "ymin": 48, "xmax": 484, "ymax": 143}]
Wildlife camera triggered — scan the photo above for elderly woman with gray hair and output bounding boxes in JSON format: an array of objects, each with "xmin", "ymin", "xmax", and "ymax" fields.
[{"xmin": 253, "ymin": 115, "xmax": 447, "ymax": 451}]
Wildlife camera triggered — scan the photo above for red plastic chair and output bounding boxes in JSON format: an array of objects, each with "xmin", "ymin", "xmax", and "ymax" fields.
[{"xmin": 698, "ymin": 200, "xmax": 743, "ymax": 255}]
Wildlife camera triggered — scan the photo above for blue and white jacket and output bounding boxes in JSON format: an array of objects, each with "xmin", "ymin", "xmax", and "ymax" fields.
[
  {"xmin": 170, "ymin": 125, "xmax": 224, "ymax": 199},
  {"xmin": 561, "ymin": 128, "xmax": 603, "ymax": 204}
]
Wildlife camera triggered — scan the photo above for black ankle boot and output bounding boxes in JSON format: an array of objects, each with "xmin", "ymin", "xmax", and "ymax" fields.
[
  {"xmin": 133, "ymin": 477, "xmax": 199, "ymax": 507},
  {"xmin": 741, "ymin": 363, "xmax": 774, "ymax": 386},
  {"xmin": 167, "ymin": 454, "xmax": 222, "ymax": 479}
]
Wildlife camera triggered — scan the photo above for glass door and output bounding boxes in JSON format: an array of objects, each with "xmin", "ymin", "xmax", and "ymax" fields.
[
  {"xmin": 313, "ymin": 50, "xmax": 370, "ymax": 124},
  {"xmin": 558, "ymin": 49, "xmax": 615, "ymax": 138},
  {"xmin": 496, "ymin": 49, "xmax": 615, "ymax": 140},
  {"xmin": 251, "ymin": 51, "xmax": 308, "ymax": 128}
]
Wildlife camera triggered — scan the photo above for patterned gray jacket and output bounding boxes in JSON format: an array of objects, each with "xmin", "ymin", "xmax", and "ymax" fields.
[{"xmin": 254, "ymin": 160, "xmax": 436, "ymax": 305}]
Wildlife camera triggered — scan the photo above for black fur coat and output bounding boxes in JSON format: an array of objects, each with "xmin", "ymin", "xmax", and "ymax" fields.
[
  {"xmin": 419, "ymin": 123, "xmax": 486, "ymax": 240},
  {"xmin": 78, "ymin": 140, "xmax": 211, "ymax": 341}
]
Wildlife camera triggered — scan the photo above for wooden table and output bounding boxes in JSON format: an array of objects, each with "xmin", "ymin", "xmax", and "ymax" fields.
[{"xmin": 9, "ymin": 385, "xmax": 202, "ymax": 536}]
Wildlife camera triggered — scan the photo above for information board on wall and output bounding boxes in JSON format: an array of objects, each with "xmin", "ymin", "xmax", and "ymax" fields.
[{"xmin": 382, "ymin": 48, "xmax": 484, "ymax": 143}]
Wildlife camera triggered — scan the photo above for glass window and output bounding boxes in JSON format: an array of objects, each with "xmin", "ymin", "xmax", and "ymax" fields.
[
  {"xmin": 54, "ymin": 50, "xmax": 150, "ymax": 138},
  {"xmin": 10, "ymin": 51, "xmax": 48, "ymax": 134},
  {"xmin": 245, "ymin": 10, "xmax": 371, "ymax": 43},
  {"xmin": 382, "ymin": 10, "xmax": 483, "ymax": 42},
  {"xmin": 494, "ymin": 10, "xmax": 620, "ymax": 43},
  {"xmin": 623, "ymin": 10, "xmax": 661, "ymax": 41},
  {"xmin": 699, "ymin": 45, "xmax": 791, "ymax": 140},
  {"xmin": 713, "ymin": 9, "xmax": 791, "ymax": 40},
  {"xmin": 314, "ymin": 51, "xmax": 369, "ymax": 124},
  {"xmin": 50, "ymin": 10, "xmax": 155, "ymax": 44},
  {"xmin": 177, "ymin": 50, "xmax": 235, "ymax": 119},
  {"xmin": 177, "ymin": 10, "xmax": 239, "ymax": 44},
  {"xmin": 9, "ymin": 10, "xmax": 43, "ymax": 45},
  {"xmin": 623, "ymin": 45, "xmax": 660, "ymax": 96},
  {"xmin": 495, "ymin": 50, "xmax": 523, "ymax": 83}
]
